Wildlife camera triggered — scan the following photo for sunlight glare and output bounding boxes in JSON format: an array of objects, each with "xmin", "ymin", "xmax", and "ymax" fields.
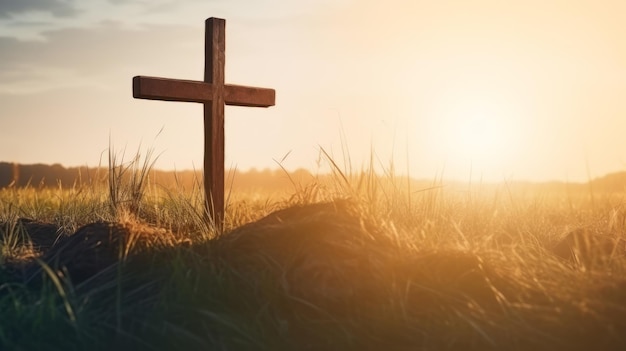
[
  {"xmin": 449, "ymin": 105, "xmax": 508, "ymax": 161},
  {"xmin": 429, "ymin": 93, "xmax": 525, "ymax": 180}
]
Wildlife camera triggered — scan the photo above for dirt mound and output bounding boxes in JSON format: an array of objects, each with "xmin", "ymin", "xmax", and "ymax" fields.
[
  {"xmin": 218, "ymin": 200, "xmax": 386, "ymax": 305},
  {"xmin": 3, "ymin": 217, "xmax": 180, "ymax": 285},
  {"xmin": 217, "ymin": 200, "xmax": 512, "ymax": 313},
  {"xmin": 0, "ymin": 218, "xmax": 66, "ymax": 252},
  {"xmin": 5, "ymin": 201, "xmax": 513, "ymax": 315}
]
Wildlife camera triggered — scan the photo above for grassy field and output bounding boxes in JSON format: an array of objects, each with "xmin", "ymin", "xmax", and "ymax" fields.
[{"xmin": 1, "ymin": 158, "xmax": 626, "ymax": 350}]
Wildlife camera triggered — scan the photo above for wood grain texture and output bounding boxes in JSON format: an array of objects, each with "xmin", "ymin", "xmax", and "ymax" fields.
[
  {"xmin": 133, "ymin": 77, "xmax": 275, "ymax": 107},
  {"xmin": 204, "ymin": 17, "xmax": 226, "ymax": 226}
]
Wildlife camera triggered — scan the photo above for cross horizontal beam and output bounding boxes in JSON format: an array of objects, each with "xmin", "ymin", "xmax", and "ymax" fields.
[{"xmin": 133, "ymin": 76, "xmax": 275, "ymax": 107}]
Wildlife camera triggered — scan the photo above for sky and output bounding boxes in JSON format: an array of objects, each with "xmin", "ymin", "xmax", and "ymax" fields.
[{"xmin": 1, "ymin": 0, "xmax": 625, "ymax": 183}]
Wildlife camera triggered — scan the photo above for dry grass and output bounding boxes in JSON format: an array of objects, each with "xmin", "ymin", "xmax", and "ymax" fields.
[{"xmin": 1, "ymin": 160, "xmax": 626, "ymax": 350}]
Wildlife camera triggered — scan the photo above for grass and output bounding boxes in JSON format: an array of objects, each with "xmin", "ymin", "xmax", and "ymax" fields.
[{"xmin": 1, "ymin": 152, "xmax": 626, "ymax": 350}]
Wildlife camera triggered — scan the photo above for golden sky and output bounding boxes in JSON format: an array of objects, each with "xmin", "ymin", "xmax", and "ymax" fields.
[{"xmin": 0, "ymin": 0, "xmax": 624, "ymax": 182}]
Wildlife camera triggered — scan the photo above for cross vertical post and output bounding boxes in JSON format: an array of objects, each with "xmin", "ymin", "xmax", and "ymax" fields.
[
  {"xmin": 132, "ymin": 17, "xmax": 275, "ymax": 230},
  {"xmin": 204, "ymin": 18, "xmax": 226, "ymax": 226}
]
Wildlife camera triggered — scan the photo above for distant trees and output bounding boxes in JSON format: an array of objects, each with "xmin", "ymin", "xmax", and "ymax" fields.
[
  {"xmin": 0, "ymin": 162, "xmax": 14, "ymax": 187},
  {"xmin": 0, "ymin": 162, "xmax": 317, "ymax": 191},
  {"xmin": 2, "ymin": 162, "xmax": 622, "ymax": 193},
  {"xmin": 0, "ymin": 162, "xmax": 104, "ymax": 188}
]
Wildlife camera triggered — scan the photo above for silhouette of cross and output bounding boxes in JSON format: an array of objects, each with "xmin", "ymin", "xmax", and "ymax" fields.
[{"xmin": 132, "ymin": 17, "xmax": 275, "ymax": 229}]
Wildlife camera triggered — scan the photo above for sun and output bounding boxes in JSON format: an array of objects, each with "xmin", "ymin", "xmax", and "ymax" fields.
[
  {"xmin": 405, "ymin": 69, "xmax": 529, "ymax": 181},
  {"xmin": 435, "ymin": 97, "xmax": 523, "ymax": 179},
  {"xmin": 449, "ymin": 109, "xmax": 507, "ymax": 160}
]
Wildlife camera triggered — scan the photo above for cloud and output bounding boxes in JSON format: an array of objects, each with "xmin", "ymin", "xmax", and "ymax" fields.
[
  {"xmin": 0, "ymin": 22, "xmax": 203, "ymax": 94},
  {"xmin": 0, "ymin": 0, "xmax": 80, "ymax": 18}
]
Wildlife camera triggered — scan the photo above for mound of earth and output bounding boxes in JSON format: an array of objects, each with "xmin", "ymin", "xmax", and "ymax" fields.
[
  {"xmin": 3, "ymin": 218, "xmax": 177, "ymax": 285},
  {"xmin": 216, "ymin": 200, "xmax": 515, "ymax": 312},
  {"xmin": 0, "ymin": 218, "xmax": 66, "ymax": 252},
  {"xmin": 6, "ymin": 200, "xmax": 609, "ymax": 305}
]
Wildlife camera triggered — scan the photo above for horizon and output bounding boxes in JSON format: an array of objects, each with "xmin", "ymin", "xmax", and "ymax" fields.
[
  {"xmin": 1, "ymin": 1, "xmax": 625, "ymax": 183},
  {"xmin": 2, "ymin": 160, "xmax": 625, "ymax": 186}
]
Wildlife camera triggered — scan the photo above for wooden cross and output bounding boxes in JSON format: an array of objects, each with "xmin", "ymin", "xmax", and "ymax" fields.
[{"xmin": 132, "ymin": 17, "xmax": 275, "ymax": 228}]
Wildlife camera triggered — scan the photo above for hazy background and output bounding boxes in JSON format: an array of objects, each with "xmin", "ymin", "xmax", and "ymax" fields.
[{"xmin": 1, "ymin": 0, "xmax": 625, "ymax": 182}]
